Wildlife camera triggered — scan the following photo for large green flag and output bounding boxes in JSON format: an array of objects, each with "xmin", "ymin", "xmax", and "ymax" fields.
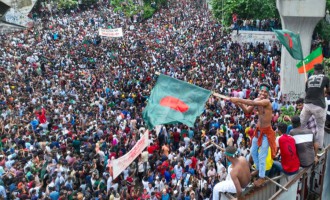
[
  {"xmin": 273, "ymin": 29, "xmax": 304, "ymax": 60},
  {"xmin": 143, "ymin": 74, "xmax": 212, "ymax": 129}
]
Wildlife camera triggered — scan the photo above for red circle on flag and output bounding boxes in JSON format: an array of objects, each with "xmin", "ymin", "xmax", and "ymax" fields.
[{"xmin": 160, "ymin": 96, "xmax": 189, "ymax": 113}]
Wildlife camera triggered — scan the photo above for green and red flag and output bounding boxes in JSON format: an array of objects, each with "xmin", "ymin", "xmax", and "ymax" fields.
[
  {"xmin": 273, "ymin": 29, "xmax": 304, "ymax": 60},
  {"xmin": 296, "ymin": 47, "xmax": 323, "ymax": 74},
  {"xmin": 142, "ymin": 74, "xmax": 211, "ymax": 129}
]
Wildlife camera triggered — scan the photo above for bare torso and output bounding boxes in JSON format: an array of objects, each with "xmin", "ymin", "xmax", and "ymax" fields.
[
  {"xmin": 231, "ymin": 156, "xmax": 251, "ymax": 188},
  {"xmin": 256, "ymin": 98, "xmax": 272, "ymax": 128}
]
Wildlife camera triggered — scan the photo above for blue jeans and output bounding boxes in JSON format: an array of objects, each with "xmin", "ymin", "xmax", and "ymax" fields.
[
  {"xmin": 266, "ymin": 161, "xmax": 283, "ymax": 177},
  {"xmin": 251, "ymin": 131, "xmax": 269, "ymax": 178}
]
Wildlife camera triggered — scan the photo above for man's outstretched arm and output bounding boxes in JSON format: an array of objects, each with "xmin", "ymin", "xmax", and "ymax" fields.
[
  {"xmin": 236, "ymin": 102, "xmax": 254, "ymax": 114},
  {"xmin": 230, "ymin": 97, "xmax": 270, "ymax": 107}
]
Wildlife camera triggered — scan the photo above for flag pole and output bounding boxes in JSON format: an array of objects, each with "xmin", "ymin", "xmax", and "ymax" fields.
[
  {"xmin": 212, "ymin": 92, "xmax": 229, "ymax": 100},
  {"xmin": 303, "ymin": 60, "xmax": 307, "ymax": 81}
]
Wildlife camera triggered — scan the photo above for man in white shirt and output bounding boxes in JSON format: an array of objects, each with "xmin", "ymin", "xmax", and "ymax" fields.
[
  {"xmin": 207, "ymin": 166, "xmax": 217, "ymax": 178},
  {"xmin": 174, "ymin": 162, "xmax": 183, "ymax": 180},
  {"xmin": 214, "ymin": 149, "xmax": 222, "ymax": 163},
  {"xmin": 146, "ymin": 182, "xmax": 155, "ymax": 195},
  {"xmin": 106, "ymin": 174, "xmax": 112, "ymax": 193},
  {"xmin": 141, "ymin": 150, "xmax": 149, "ymax": 175}
]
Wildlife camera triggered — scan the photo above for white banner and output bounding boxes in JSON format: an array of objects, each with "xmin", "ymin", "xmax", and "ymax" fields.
[
  {"xmin": 99, "ymin": 28, "xmax": 123, "ymax": 37},
  {"xmin": 111, "ymin": 130, "xmax": 149, "ymax": 179}
]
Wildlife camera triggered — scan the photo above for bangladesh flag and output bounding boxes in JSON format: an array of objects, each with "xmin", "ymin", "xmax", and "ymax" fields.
[
  {"xmin": 142, "ymin": 74, "xmax": 211, "ymax": 129},
  {"xmin": 273, "ymin": 29, "xmax": 304, "ymax": 60},
  {"xmin": 296, "ymin": 47, "xmax": 323, "ymax": 74}
]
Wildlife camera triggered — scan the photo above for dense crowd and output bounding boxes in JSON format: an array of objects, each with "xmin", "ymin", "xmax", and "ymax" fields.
[
  {"xmin": 236, "ymin": 18, "xmax": 281, "ymax": 31},
  {"xmin": 0, "ymin": 0, "xmax": 318, "ymax": 199}
]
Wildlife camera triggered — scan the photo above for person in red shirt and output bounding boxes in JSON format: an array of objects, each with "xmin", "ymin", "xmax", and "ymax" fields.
[
  {"xmin": 140, "ymin": 189, "xmax": 150, "ymax": 199},
  {"xmin": 36, "ymin": 107, "xmax": 47, "ymax": 124},
  {"xmin": 172, "ymin": 128, "xmax": 180, "ymax": 150},
  {"xmin": 190, "ymin": 156, "xmax": 198, "ymax": 169},
  {"xmin": 126, "ymin": 173, "xmax": 135, "ymax": 192},
  {"xmin": 147, "ymin": 143, "xmax": 157, "ymax": 154},
  {"xmin": 276, "ymin": 123, "xmax": 300, "ymax": 175}
]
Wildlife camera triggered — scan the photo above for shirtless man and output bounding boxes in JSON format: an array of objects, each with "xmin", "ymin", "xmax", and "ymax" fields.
[
  {"xmin": 212, "ymin": 146, "xmax": 251, "ymax": 200},
  {"xmin": 230, "ymin": 83, "xmax": 276, "ymax": 187}
]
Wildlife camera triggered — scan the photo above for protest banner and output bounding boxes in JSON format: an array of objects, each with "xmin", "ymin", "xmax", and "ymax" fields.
[
  {"xmin": 111, "ymin": 130, "xmax": 149, "ymax": 179},
  {"xmin": 99, "ymin": 27, "xmax": 123, "ymax": 37}
]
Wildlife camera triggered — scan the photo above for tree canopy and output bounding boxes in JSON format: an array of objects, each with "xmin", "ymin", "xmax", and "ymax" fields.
[
  {"xmin": 211, "ymin": 0, "xmax": 330, "ymax": 44},
  {"xmin": 210, "ymin": 0, "xmax": 278, "ymax": 26}
]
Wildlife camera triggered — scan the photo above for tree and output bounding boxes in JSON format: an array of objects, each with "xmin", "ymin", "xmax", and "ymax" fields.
[
  {"xmin": 57, "ymin": 0, "xmax": 78, "ymax": 9},
  {"xmin": 313, "ymin": 0, "xmax": 330, "ymax": 58},
  {"xmin": 111, "ymin": 0, "xmax": 141, "ymax": 17},
  {"xmin": 211, "ymin": 0, "xmax": 278, "ymax": 26}
]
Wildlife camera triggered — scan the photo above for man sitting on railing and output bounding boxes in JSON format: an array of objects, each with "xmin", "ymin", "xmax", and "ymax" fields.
[
  {"xmin": 290, "ymin": 116, "xmax": 318, "ymax": 167},
  {"xmin": 276, "ymin": 122, "xmax": 300, "ymax": 175},
  {"xmin": 212, "ymin": 146, "xmax": 251, "ymax": 200}
]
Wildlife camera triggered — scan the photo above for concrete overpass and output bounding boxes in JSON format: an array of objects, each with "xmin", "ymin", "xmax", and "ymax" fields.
[{"xmin": 0, "ymin": 0, "xmax": 37, "ymax": 34}]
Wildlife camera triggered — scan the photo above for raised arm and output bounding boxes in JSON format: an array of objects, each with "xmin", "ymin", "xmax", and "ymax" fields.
[
  {"xmin": 236, "ymin": 102, "xmax": 254, "ymax": 114},
  {"xmin": 230, "ymin": 97, "xmax": 270, "ymax": 107}
]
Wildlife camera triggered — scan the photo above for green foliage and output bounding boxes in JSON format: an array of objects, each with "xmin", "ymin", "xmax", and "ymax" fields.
[
  {"xmin": 110, "ymin": 0, "xmax": 161, "ymax": 19},
  {"xmin": 57, "ymin": 0, "xmax": 78, "ymax": 9},
  {"xmin": 278, "ymin": 106, "xmax": 296, "ymax": 125},
  {"xmin": 211, "ymin": 0, "xmax": 278, "ymax": 26},
  {"xmin": 111, "ymin": 0, "xmax": 141, "ymax": 17},
  {"xmin": 314, "ymin": 1, "xmax": 330, "ymax": 44},
  {"xmin": 142, "ymin": 4, "xmax": 156, "ymax": 19}
]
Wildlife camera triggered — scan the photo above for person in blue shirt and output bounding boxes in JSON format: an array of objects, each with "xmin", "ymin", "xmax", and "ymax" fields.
[
  {"xmin": 30, "ymin": 119, "xmax": 39, "ymax": 131},
  {"xmin": 188, "ymin": 128, "xmax": 194, "ymax": 139},
  {"xmin": 148, "ymin": 171, "xmax": 154, "ymax": 183},
  {"xmin": 0, "ymin": 184, "xmax": 6, "ymax": 199},
  {"xmin": 31, "ymin": 189, "xmax": 38, "ymax": 200},
  {"xmin": 164, "ymin": 168, "xmax": 171, "ymax": 183},
  {"xmin": 272, "ymin": 99, "xmax": 279, "ymax": 112},
  {"xmin": 49, "ymin": 187, "xmax": 60, "ymax": 200},
  {"xmin": 161, "ymin": 189, "xmax": 170, "ymax": 200}
]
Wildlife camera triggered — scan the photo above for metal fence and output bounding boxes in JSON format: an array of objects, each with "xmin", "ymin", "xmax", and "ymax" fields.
[{"xmin": 219, "ymin": 140, "xmax": 330, "ymax": 200}]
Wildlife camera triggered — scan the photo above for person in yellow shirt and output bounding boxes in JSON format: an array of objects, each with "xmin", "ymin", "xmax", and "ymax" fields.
[
  {"xmin": 245, "ymin": 126, "xmax": 250, "ymax": 138},
  {"xmin": 252, "ymin": 147, "xmax": 282, "ymax": 179}
]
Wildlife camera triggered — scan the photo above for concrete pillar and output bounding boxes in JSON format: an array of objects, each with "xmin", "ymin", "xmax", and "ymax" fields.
[{"xmin": 276, "ymin": 0, "xmax": 326, "ymax": 101}]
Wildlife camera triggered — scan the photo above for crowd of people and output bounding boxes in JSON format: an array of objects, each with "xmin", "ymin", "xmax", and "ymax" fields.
[
  {"xmin": 236, "ymin": 18, "xmax": 282, "ymax": 32},
  {"xmin": 0, "ymin": 0, "xmax": 328, "ymax": 199}
]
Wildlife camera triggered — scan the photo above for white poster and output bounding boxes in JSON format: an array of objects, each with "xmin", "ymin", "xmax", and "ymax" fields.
[
  {"xmin": 99, "ymin": 28, "xmax": 123, "ymax": 38},
  {"xmin": 111, "ymin": 130, "xmax": 149, "ymax": 179}
]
